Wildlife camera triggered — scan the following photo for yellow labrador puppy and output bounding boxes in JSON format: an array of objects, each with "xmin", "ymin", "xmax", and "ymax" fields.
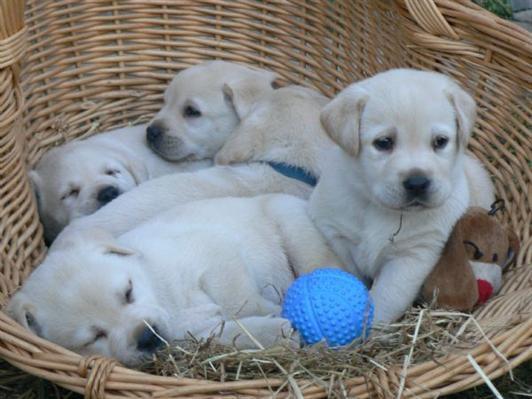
[
  {"xmin": 54, "ymin": 84, "xmax": 338, "ymax": 246},
  {"xmin": 145, "ymin": 60, "xmax": 278, "ymax": 162},
  {"xmin": 31, "ymin": 125, "xmax": 210, "ymax": 243},
  {"xmin": 8, "ymin": 194, "xmax": 342, "ymax": 366},
  {"xmin": 32, "ymin": 61, "xmax": 277, "ymax": 242},
  {"xmin": 309, "ymin": 69, "xmax": 494, "ymax": 323}
]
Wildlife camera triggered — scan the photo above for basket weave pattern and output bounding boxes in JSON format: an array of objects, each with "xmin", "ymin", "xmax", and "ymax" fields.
[{"xmin": 0, "ymin": 0, "xmax": 530, "ymax": 397}]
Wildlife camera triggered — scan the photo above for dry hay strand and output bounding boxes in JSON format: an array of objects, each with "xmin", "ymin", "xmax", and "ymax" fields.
[{"xmin": 143, "ymin": 305, "xmax": 527, "ymax": 395}]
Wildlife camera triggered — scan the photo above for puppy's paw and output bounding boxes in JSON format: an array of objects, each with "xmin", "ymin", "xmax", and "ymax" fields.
[{"xmin": 176, "ymin": 304, "xmax": 224, "ymax": 336}]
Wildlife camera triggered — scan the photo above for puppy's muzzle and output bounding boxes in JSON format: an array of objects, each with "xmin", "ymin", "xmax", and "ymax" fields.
[
  {"xmin": 146, "ymin": 122, "xmax": 187, "ymax": 161},
  {"xmin": 146, "ymin": 123, "xmax": 164, "ymax": 145},
  {"xmin": 97, "ymin": 186, "xmax": 120, "ymax": 205},
  {"xmin": 136, "ymin": 325, "xmax": 164, "ymax": 353},
  {"xmin": 403, "ymin": 175, "xmax": 431, "ymax": 199}
]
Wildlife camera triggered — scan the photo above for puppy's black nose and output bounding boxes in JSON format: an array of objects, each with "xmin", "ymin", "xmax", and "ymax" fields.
[
  {"xmin": 146, "ymin": 124, "xmax": 163, "ymax": 143},
  {"xmin": 97, "ymin": 186, "xmax": 120, "ymax": 204},
  {"xmin": 403, "ymin": 175, "xmax": 431, "ymax": 196},
  {"xmin": 136, "ymin": 326, "xmax": 163, "ymax": 353}
]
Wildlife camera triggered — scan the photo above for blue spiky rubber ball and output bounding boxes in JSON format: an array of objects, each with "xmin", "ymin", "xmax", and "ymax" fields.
[{"xmin": 282, "ymin": 268, "xmax": 374, "ymax": 346}]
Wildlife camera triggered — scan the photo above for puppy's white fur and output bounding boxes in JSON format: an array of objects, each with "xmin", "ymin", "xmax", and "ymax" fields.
[
  {"xmin": 8, "ymin": 194, "xmax": 341, "ymax": 366},
  {"xmin": 309, "ymin": 69, "xmax": 495, "ymax": 323},
  {"xmin": 34, "ymin": 61, "xmax": 277, "ymax": 242},
  {"xmin": 147, "ymin": 60, "xmax": 278, "ymax": 161},
  {"xmin": 55, "ymin": 85, "xmax": 337, "ymax": 244},
  {"xmin": 31, "ymin": 124, "xmax": 210, "ymax": 243}
]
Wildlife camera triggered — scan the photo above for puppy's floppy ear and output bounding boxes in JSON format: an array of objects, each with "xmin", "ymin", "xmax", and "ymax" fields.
[
  {"xmin": 320, "ymin": 87, "xmax": 368, "ymax": 157},
  {"xmin": 91, "ymin": 228, "xmax": 137, "ymax": 256},
  {"xmin": 28, "ymin": 170, "xmax": 42, "ymax": 209},
  {"xmin": 122, "ymin": 155, "xmax": 149, "ymax": 184},
  {"xmin": 52, "ymin": 227, "xmax": 136, "ymax": 256},
  {"xmin": 244, "ymin": 67, "xmax": 281, "ymax": 89},
  {"xmin": 446, "ymin": 82, "xmax": 476, "ymax": 149},
  {"xmin": 223, "ymin": 78, "xmax": 274, "ymax": 120},
  {"xmin": 6, "ymin": 293, "xmax": 43, "ymax": 336}
]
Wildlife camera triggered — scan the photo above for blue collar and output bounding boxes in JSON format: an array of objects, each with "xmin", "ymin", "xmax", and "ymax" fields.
[{"xmin": 267, "ymin": 162, "xmax": 318, "ymax": 187}]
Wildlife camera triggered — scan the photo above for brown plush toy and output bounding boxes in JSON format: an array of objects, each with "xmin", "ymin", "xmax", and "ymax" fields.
[{"xmin": 422, "ymin": 200, "xmax": 520, "ymax": 311}]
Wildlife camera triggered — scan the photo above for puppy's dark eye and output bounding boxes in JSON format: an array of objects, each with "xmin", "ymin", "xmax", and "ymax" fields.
[
  {"xmin": 492, "ymin": 253, "xmax": 498, "ymax": 262},
  {"xmin": 105, "ymin": 169, "xmax": 120, "ymax": 176},
  {"xmin": 61, "ymin": 187, "xmax": 80, "ymax": 200},
  {"xmin": 183, "ymin": 105, "xmax": 201, "ymax": 118},
  {"xmin": 433, "ymin": 135, "xmax": 449, "ymax": 150},
  {"xmin": 124, "ymin": 280, "xmax": 134, "ymax": 304},
  {"xmin": 373, "ymin": 137, "xmax": 394, "ymax": 151}
]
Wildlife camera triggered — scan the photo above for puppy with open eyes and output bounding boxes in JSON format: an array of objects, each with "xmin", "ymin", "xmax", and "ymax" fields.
[
  {"xmin": 32, "ymin": 60, "xmax": 278, "ymax": 243},
  {"xmin": 54, "ymin": 83, "xmax": 338, "ymax": 246},
  {"xmin": 309, "ymin": 69, "xmax": 495, "ymax": 324},
  {"xmin": 8, "ymin": 194, "xmax": 342, "ymax": 366}
]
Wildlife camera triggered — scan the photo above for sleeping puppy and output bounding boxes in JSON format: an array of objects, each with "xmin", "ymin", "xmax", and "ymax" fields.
[
  {"xmin": 8, "ymin": 194, "xmax": 342, "ymax": 366},
  {"xmin": 31, "ymin": 124, "xmax": 210, "ymax": 243},
  {"xmin": 309, "ymin": 69, "xmax": 495, "ymax": 324},
  {"xmin": 54, "ymin": 84, "xmax": 337, "ymax": 246},
  {"xmin": 33, "ymin": 60, "xmax": 278, "ymax": 243}
]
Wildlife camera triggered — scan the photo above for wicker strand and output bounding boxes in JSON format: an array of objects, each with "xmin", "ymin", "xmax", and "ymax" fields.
[
  {"xmin": 0, "ymin": 0, "xmax": 530, "ymax": 397},
  {"xmin": 78, "ymin": 356, "xmax": 119, "ymax": 399},
  {"xmin": 0, "ymin": 26, "xmax": 27, "ymax": 68},
  {"xmin": 405, "ymin": 0, "xmax": 458, "ymax": 39}
]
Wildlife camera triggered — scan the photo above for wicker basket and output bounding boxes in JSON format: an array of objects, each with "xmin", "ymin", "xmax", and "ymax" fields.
[{"xmin": 0, "ymin": 0, "xmax": 530, "ymax": 397}]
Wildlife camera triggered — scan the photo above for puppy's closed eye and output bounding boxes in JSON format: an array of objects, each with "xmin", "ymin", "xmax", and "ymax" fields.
[
  {"xmin": 105, "ymin": 169, "xmax": 120, "ymax": 176},
  {"xmin": 25, "ymin": 311, "xmax": 42, "ymax": 336},
  {"xmin": 60, "ymin": 187, "xmax": 80, "ymax": 201},
  {"xmin": 84, "ymin": 328, "xmax": 108, "ymax": 347},
  {"xmin": 124, "ymin": 279, "xmax": 134, "ymax": 304}
]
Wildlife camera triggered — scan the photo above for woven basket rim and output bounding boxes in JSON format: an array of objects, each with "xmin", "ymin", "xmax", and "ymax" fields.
[{"xmin": 0, "ymin": 0, "xmax": 531, "ymax": 397}]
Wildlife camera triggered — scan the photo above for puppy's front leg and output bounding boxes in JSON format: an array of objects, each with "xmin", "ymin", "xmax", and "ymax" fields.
[
  {"xmin": 172, "ymin": 303, "xmax": 225, "ymax": 339},
  {"xmin": 371, "ymin": 255, "xmax": 438, "ymax": 323},
  {"xmin": 198, "ymin": 316, "xmax": 298, "ymax": 349}
]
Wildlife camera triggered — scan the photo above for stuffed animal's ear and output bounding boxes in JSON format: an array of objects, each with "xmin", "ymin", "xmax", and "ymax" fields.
[
  {"xmin": 320, "ymin": 86, "xmax": 368, "ymax": 157},
  {"xmin": 422, "ymin": 220, "xmax": 479, "ymax": 311}
]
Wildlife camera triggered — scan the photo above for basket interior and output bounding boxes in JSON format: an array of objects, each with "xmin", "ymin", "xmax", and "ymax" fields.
[{"xmin": 0, "ymin": 0, "xmax": 530, "ymax": 397}]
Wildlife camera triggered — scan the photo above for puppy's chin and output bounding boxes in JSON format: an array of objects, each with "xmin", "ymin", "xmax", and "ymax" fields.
[
  {"xmin": 372, "ymin": 188, "xmax": 449, "ymax": 212},
  {"xmin": 148, "ymin": 136, "xmax": 202, "ymax": 162},
  {"xmin": 119, "ymin": 350, "xmax": 155, "ymax": 368},
  {"xmin": 399, "ymin": 200, "xmax": 437, "ymax": 212}
]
